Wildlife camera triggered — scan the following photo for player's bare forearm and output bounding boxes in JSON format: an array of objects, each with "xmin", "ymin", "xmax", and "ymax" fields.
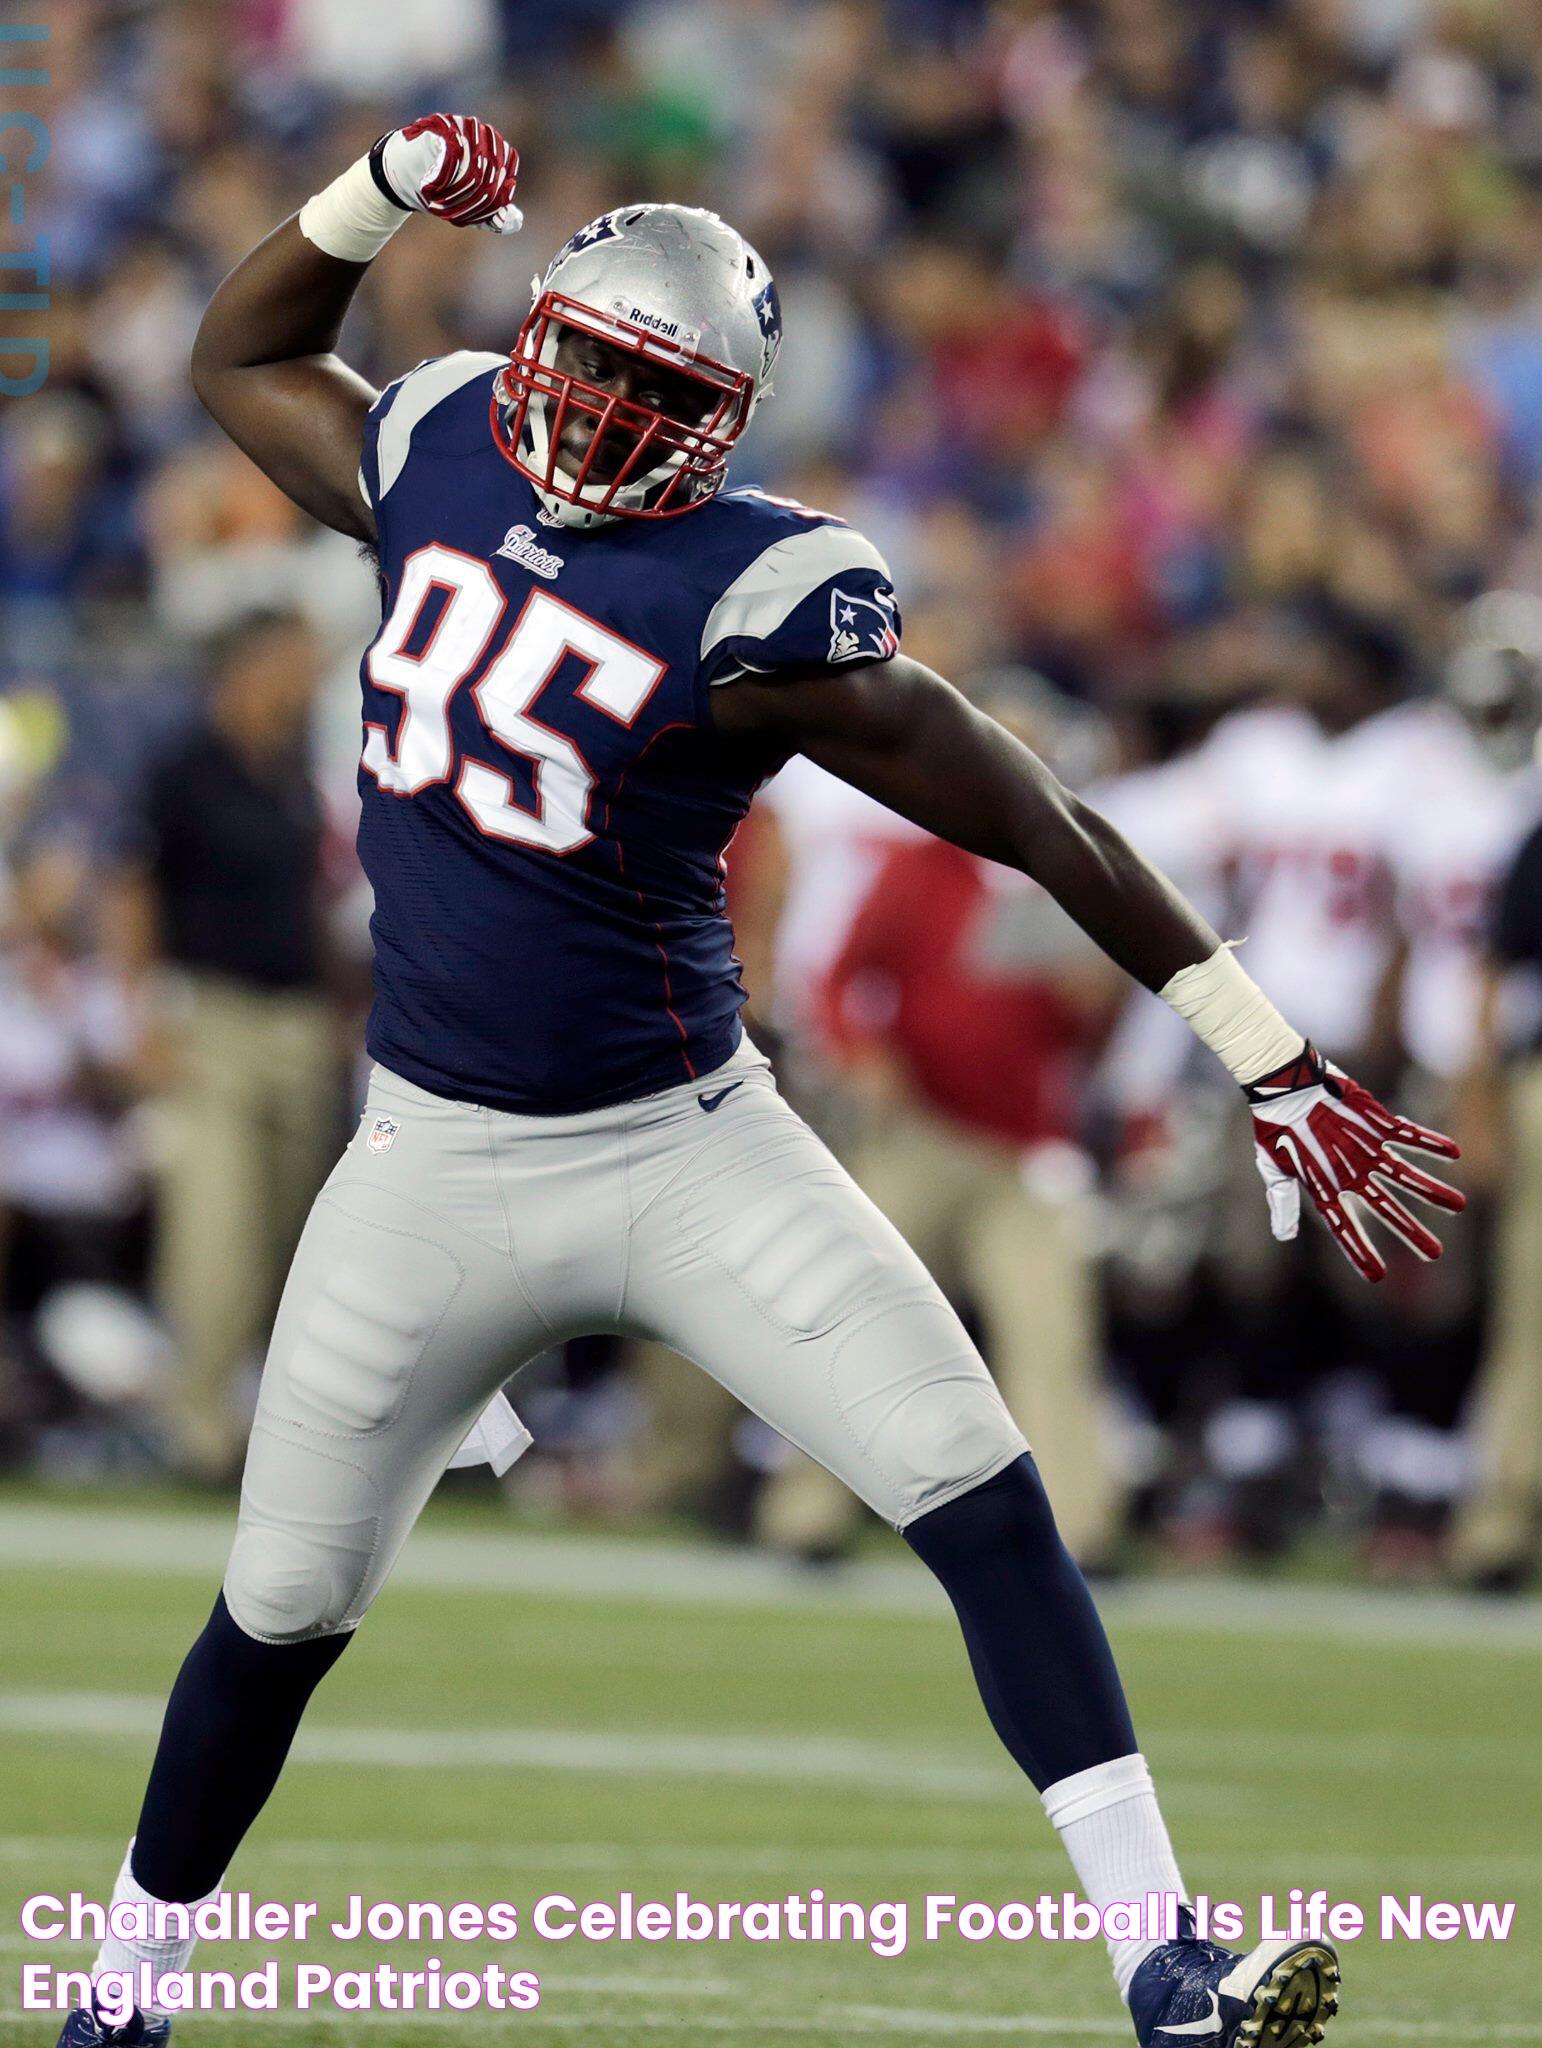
[
  {"xmin": 191, "ymin": 217, "xmax": 378, "ymax": 540},
  {"xmin": 189, "ymin": 117, "xmax": 521, "ymax": 541},
  {"xmin": 711, "ymin": 654, "xmax": 1220, "ymax": 992}
]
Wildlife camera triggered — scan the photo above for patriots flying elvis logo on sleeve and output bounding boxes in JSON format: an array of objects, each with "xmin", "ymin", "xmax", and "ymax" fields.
[{"xmin": 828, "ymin": 585, "xmax": 898, "ymax": 664}]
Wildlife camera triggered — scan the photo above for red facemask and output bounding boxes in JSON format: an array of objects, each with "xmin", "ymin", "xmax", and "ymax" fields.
[{"xmin": 492, "ymin": 291, "xmax": 756, "ymax": 521}]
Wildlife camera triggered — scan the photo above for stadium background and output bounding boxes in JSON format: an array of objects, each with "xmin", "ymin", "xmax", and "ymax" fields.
[{"xmin": 2, "ymin": 4, "xmax": 1541, "ymax": 2045}]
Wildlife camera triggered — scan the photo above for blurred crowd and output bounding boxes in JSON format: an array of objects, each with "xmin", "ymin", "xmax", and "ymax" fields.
[{"xmin": 4, "ymin": 0, "xmax": 1542, "ymax": 1586}]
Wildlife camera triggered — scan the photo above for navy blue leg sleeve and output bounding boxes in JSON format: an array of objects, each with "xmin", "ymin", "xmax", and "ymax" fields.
[
  {"xmin": 131, "ymin": 1594, "xmax": 352, "ymax": 1902},
  {"xmin": 903, "ymin": 1453, "xmax": 1137, "ymax": 1791}
]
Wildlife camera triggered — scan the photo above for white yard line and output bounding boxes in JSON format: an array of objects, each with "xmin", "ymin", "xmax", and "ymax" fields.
[
  {"xmin": 0, "ymin": 1684, "xmax": 1526, "ymax": 1800},
  {"xmin": 0, "ymin": 1835, "xmax": 1070, "ymax": 1875},
  {"xmin": 1142, "ymin": 1727, "xmax": 1540, "ymax": 1775},
  {"xmin": 4, "ymin": 1835, "xmax": 1538, "ymax": 1888},
  {"xmin": 1, "ymin": 1502, "xmax": 1538, "ymax": 1653},
  {"xmin": 0, "ymin": 1689, "xmax": 1013, "ymax": 1802}
]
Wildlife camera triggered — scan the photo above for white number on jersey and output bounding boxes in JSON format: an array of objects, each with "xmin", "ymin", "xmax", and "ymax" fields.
[
  {"xmin": 362, "ymin": 544, "xmax": 667, "ymax": 852},
  {"xmin": 363, "ymin": 548, "xmax": 503, "ymax": 797}
]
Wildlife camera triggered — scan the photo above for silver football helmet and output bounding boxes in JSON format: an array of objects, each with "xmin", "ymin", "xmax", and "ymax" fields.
[
  {"xmin": 1446, "ymin": 589, "xmax": 1542, "ymax": 768},
  {"xmin": 493, "ymin": 204, "xmax": 782, "ymax": 529}
]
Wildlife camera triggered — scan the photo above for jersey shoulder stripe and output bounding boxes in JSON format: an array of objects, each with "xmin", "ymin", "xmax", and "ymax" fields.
[
  {"xmin": 370, "ymin": 351, "xmax": 506, "ymax": 505},
  {"xmin": 725, "ymin": 486, "xmax": 849, "ymax": 524},
  {"xmin": 700, "ymin": 520, "xmax": 893, "ymax": 676}
]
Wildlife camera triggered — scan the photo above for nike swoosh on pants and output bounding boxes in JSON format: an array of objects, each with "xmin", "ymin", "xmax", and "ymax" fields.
[{"xmin": 697, "ymin": 1082, "xmax": 745, "ymax": 1114}]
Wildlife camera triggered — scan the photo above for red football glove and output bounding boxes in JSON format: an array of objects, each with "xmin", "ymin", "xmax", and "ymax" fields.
[
  {"xmin": 1245, "ymin": 1042, "xmax": 1465, "ymax": 1284},
  {"xmin": 370, "ymin": 113, "xmax": 522, "ymax": 233}
]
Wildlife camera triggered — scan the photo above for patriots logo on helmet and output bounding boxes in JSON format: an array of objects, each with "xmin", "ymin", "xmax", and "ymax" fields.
[
  {"xmin": 552, "ymin": 213, "xmax": 622, "ymax": 268},
  {"xmin": 752, "ymin": 278, "xmax": 782, "ymax": 383},
  {"xmin": 827, "ymin": 584, "xmax": 898, "ymax": 664}
]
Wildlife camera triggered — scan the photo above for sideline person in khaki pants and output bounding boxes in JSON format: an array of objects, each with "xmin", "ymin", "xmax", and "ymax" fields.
[
  {"xmin": 760, "ymin": 1100, "xmax": 1120, "ymax": 1564},
  {"xmin": 1448, "ymin": 815, "xmax": 1542, "ymax": 1587},
  {"xmin": 107, "ymin": 610, "xmax": 340, "ymax": 1481},
  {"xmin": 151, "ymin": 974, "xmax": 338, "ymax": 1480},
  {"xmin": 1449, "ymin": 1029, "xmax": 1542, "ymax": 1587},
  {"xmin": 757, "ymin": 828, "xmax": 1126, "ymax": 1567},
  {"xmin": 1449, "ymin": 1056, "xmax": 1542, "ymax": 1581}
]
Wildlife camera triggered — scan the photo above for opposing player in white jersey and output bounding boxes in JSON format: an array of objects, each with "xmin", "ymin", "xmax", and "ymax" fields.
[
  {"xmin": 1208, "ymin": 712, "xmax": 1406, "ymax": 1075},
  {"xmin": 1144, "ymin": 630, "xmax": 1451, "ymax": 1539},
  {"xmin": 1092, "ymin": 630, "xmax": 1418, "ymax": 1145},
  {"xmin": 55, "ymin": 115, "xmax": 1467, "ymax": 2048},
  {"xmin": 1445, "ymin": 595, "xmax": 1542, "ymax": 1585},
  {"xmin": 1391, "ymin": 594, "xmax": 1542, "ymax": 1081},
  {"xmin": 1366, "ymin": 596, "xmax": 1542, "ymax": 1527}
]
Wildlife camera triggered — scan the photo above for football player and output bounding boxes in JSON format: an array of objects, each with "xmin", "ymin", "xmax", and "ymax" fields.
[{"xmin": 58, "ymin": 115, "xmax": 1467, "ymax": 2048}]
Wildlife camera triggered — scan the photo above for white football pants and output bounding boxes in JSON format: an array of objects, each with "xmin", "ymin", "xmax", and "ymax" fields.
[{"xmin": 223, "ymin": 1039, "xmax": 1029, "ymax": 1641}]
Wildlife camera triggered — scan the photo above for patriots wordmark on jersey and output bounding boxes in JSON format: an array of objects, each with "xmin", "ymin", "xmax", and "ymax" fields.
[{"xmin": 356, "ymin": 352, "xmax": 899, "ymax": 1114}]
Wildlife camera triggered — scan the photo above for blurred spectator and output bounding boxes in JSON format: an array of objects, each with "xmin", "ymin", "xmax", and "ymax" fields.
[
  {"xmin": 1213, "ymin": 612, "xmax": 1415, "ymax": 1081},
  {"xmin": 1448, "ymin": 798, "xmax": 1542, "ymax": 1593},
  {"xmin": 104, "ymin": 610, "xmax": 340, "ymax": 1482},
  {"xmin": 0, "ymin": 841, "xmax": 143, "ymax": 1447},
  {"xmin": 759, "ymin": 692, "xmax": 1127, "ymax": 1568},
  {"xmin": 759, "ymin": 756, "xmax": 925, "ymax": 1050},
  {"xmin": 1351, "ymin": 596, "xmax": 1542, "ymax": 1561},
  {"xmin": 265, "ymin": 0, "xmax": 501, "ymax": 102}
]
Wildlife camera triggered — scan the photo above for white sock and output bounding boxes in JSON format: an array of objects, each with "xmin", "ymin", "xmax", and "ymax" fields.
[
  {"xmin": 92, "ymin": 1841, "xmax": 221, "ymax": 2018},
  {"xmin": 1042, "ymin": 1754, "xmax": 1189, "ymax": 2001}
]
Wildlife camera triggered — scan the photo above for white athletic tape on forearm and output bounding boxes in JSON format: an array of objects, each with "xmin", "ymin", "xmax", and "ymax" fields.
[
  {"xmin": 298, "ymin": 155, "xmax": 407, "ymax": 264},
  {"xmin": 1159, "ymin": 943, "xmax": 1302, "ymax": 1086}
]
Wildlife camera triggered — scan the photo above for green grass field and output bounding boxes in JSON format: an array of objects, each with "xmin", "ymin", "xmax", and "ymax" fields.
[{"xmin": 0, "ymin": 1483, "xmax": 1536, "ymax": 2047}]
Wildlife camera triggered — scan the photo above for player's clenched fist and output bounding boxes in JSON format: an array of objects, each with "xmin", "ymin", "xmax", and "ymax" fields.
[
  {"xmin": 370, "ymin": 114, "xmax": 523, "ymax": 234},
  {"xmin": 1245, "ymin": 1042, "xmax": 1465, "ymax": 1284},
  {"xmin": 298, "ymin": 112, "xmax": 522, "ymax": 267}
]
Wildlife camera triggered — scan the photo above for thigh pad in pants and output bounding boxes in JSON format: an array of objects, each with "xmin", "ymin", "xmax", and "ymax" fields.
[
  {"xmin": 225, "ymin": 1172, "xmax": 541, "ymax": 1643},
  {"xmin": 629, "ymin": 1078, "xmax": 1029, "ymax": 1528}
]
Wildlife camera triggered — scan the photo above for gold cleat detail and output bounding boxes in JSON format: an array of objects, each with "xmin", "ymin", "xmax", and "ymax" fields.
[{"xmin": 1234, "ymin": 1945, "xmax": 1342, "ymax": 2048}]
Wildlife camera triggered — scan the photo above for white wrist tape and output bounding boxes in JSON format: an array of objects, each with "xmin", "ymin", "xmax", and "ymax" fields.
[
  {"xmin": 298, "ymin": 155, "xmax": 408, "ymax": 264},
  {"xmin": 1159, "ymin": 943, "xmax": 1303, "ymax": 1086}
]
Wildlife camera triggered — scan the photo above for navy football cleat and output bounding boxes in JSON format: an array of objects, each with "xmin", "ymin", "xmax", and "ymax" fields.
[
  {"xmin": 1129, "ymin": 1910, "xmax": 1340, "ymax": 2047},
  {"xmin": 55, "ymin": 2007, "xmax": 171, "ymax": 2048}
]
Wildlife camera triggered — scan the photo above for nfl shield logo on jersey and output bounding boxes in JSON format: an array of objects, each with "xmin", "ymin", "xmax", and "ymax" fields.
[
  {"xmin": 368, "ymin": 1116, "xmax": 401, "ymax": 1156},
  {"xmin": 827, "ymin": 585, "xmax": 899, "ymax": 664}
]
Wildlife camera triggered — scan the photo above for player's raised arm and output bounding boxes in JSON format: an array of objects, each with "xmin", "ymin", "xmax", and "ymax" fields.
[
  {"xmin": 713, "ymin": 652, "xmax": 1466, "ymax": 1281},
  {"xmin": 190, "ymin": 113, "xmax": 522, "ymax": 541}
]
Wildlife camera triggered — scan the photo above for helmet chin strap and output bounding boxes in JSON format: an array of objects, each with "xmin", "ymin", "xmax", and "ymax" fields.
[
  {"xmin": 502, "ymin": 385, "xmax": 610, "ymax": 528},
  {"xmin": 528, "ymin": 463, "xmax": 620, "ymax": 531}
]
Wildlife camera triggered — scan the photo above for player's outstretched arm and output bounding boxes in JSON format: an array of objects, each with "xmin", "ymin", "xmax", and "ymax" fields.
[
  {"xmin": 191, "ymin": 113, "xmax": 522, "ymax": 542},
  {"xmin": 713, "ymin": 653, "xmax": 1465, "ymax": 1279},
  {"xmin": 716, "ymin": 655, "xmax": 1224, "ymax": 984}
]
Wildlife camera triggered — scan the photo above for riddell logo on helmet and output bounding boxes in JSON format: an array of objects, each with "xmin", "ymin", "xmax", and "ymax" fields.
[
  {"xmin": 613, "ymin": 300, "xmax": 701, "ymax": 354},
  {"xmin": 625, "ymin": 305, "xmax": 678, "ymax": 336}
]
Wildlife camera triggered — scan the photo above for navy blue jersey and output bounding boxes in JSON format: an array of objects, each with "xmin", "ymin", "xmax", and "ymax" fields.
[{"xmin": 355, "ymin": 352, "xmax": 901, "ymax": 1114}]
